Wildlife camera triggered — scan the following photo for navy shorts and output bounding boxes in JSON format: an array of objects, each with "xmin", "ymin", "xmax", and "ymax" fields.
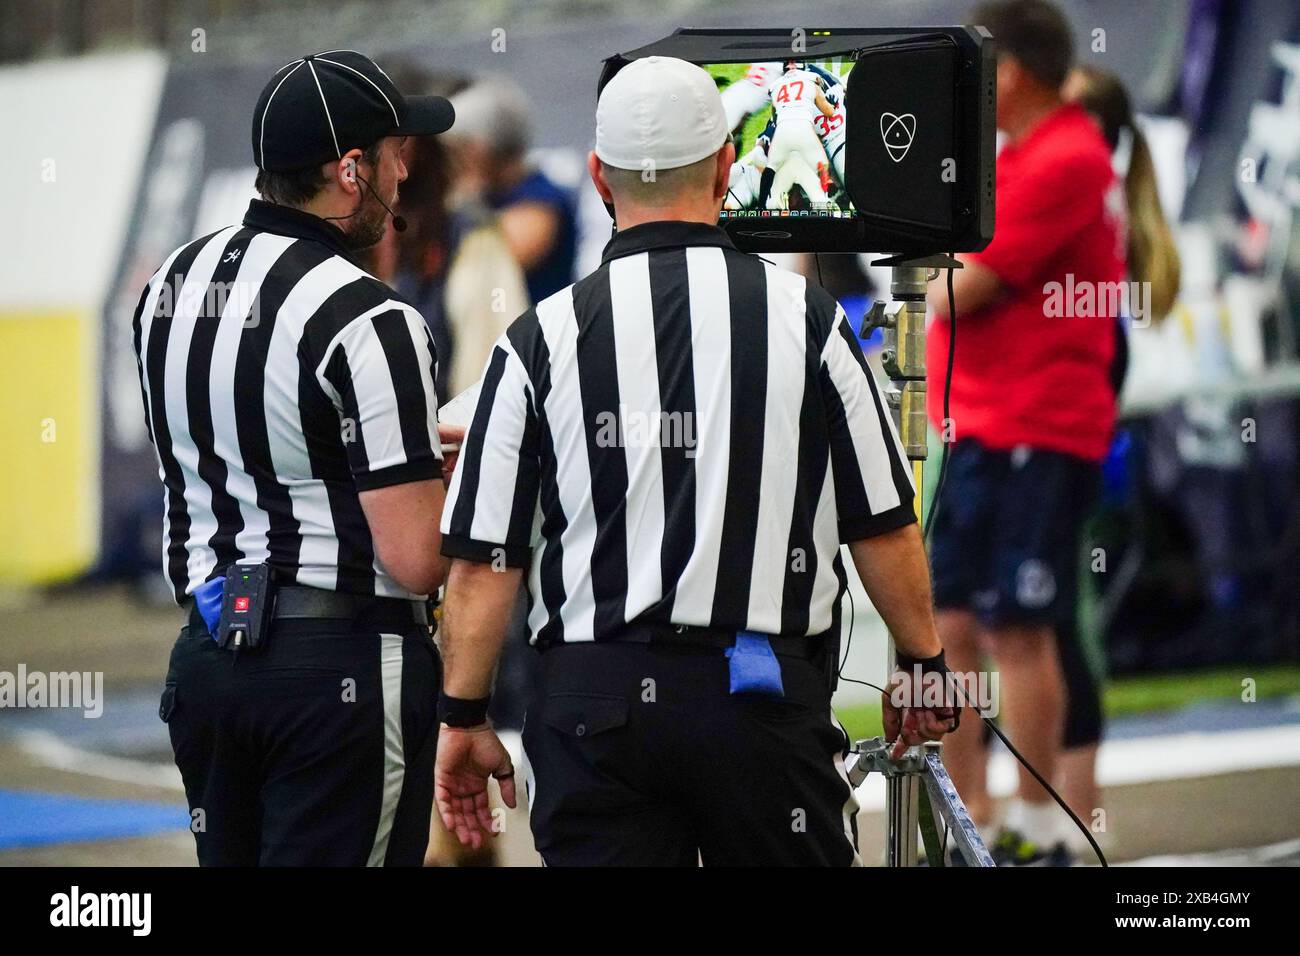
[{"xmin": 929, "ymin": 438, "xmax": 1099, "ymax": 627}]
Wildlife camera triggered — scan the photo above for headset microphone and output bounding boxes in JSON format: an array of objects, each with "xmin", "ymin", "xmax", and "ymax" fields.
[{"xmin": 354, "ymin": 171, "xmax": 407, "ymax": 232}]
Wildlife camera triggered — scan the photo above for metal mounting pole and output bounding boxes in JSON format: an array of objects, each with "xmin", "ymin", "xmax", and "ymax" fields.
[{"xmin": 862, "ymin": 253, "xmax": 961, "ymax": 866}]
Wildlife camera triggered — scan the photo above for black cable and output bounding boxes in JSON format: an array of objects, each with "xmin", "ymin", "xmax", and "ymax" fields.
[
  {"xmin": 839, "ymin": 581, "xmax": 856, "ymax": 678},
  {"xmin": 815, "ymin": 251, "xmax": 825, "ymax": 289},
  {"xmin": 845, "ymin": 672, "xmax": 1108, "ymax": 867}
]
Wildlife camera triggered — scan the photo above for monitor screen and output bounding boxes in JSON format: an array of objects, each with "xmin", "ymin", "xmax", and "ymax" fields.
[
  {"xmin": 603, "ymin": 27, "xmax": 994, "ymax": 254},
  {"xmin": 707, "ymin": 59, "xmax": 857, "ymax": 221}
]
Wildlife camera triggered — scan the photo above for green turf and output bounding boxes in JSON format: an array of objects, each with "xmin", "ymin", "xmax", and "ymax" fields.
[{"xmin": 834, "ymin": 664, "xmax": 1300, "ymax": 743}]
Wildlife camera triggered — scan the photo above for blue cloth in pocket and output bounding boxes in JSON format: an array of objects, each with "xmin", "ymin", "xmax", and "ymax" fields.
[
  {"xmin": 193, "ymin": 576, "xmax": 225, "ymax": 641},
  {"xmin": 726, "ymin": 632, "xmax": 785, "ymax": 698}
]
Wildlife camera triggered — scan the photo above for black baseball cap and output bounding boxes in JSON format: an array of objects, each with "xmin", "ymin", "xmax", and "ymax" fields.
[{"xmin": 252, "ymin": 50, "xmax": 455, "ymax": 172}]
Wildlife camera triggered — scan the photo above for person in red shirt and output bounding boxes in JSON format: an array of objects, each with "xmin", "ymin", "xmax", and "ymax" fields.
[{"xmin": 926, "ymin": 0, "xmax": 1127, "ymax": 865}]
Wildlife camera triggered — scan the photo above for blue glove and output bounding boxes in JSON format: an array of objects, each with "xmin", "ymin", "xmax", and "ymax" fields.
[
  {"xmin": 192, "ymin": 576, "xmax": 225, "ymax": 641},
  {"xmin": 726, "ymin": 632, "xmax": 785, "ymax": 698}
]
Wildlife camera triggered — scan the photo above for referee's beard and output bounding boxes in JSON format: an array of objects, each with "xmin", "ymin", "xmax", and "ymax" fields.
[{"xmin": 342, "ymin": 186, "xmax": 394, "ymax": 251}]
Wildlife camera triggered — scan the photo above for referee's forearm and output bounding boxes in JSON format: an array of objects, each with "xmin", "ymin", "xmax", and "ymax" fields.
[
  {"xmin": 439, "ymin": 559, "xmax": 523, "ymax": 700},
  {"xmin": 847, "ymin": 523, "xmax": 943, "ymax": 661}
]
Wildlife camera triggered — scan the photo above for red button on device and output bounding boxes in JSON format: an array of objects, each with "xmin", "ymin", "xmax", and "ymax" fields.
[{"xmin": 234, "ymin": 597, "xmax": 250, "ymax": 612}]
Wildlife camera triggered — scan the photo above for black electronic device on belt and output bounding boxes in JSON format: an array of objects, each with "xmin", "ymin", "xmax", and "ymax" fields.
[{"xmin": 218, "ymin": 562, "xmax": 277, "ymax": 652}]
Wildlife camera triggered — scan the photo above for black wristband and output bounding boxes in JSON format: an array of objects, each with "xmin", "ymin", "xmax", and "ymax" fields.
[
  {"xmin": 893, "ymin": 650, "xmax": 962, "ymax": 726},
  {"xmin": 438, "ymin": 694, "xmax": 491, "ymax": 728},
  {"xmin": 894, "ymin": 649, "xmax": 950, "ymax": 676}
]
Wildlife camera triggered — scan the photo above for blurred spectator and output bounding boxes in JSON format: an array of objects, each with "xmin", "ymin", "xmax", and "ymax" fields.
[
  {"xmin": 1058, "ymin": 63, "xmax": 1183, "ymax": 856},
  {"xmin": 365, "ymin": 70, "xmax": 529, "ymax": 404},
  {"xmin": 1066, "ymin": 64, "xmax": 1182, "ymax": 338},
  {"xmin": 926, "ymin": 0, "xmax": 1126, "ymax": 866},
  {"xmin": 445, "ymin": 78, "xmax": 578, "ymax": 305}
]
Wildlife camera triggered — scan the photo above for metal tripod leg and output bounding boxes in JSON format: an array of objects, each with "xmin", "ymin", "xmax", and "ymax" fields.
[
  {"xmin": 921, "ymin": 748, "xmax": 997, "ymax": 867},
  {"xmin": 844, "ymin": 737, "xmax": 996, "ymax": 867}
]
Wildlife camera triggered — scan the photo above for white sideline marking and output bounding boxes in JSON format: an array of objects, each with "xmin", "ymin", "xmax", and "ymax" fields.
[
  {"xmin": 853, "ymin": 723, "xmax": 1300, "ymax": 811},
  {"xmin": 15, "ymin": 730, "xmax": 185, "ymax": 792},
  {"xmin": 1125, "ymin": 836, "xmax": 1300, "ymax": 866},
  {"xmin": 14, "ymin": 728, "xmax": 528, "ymax": 799}
]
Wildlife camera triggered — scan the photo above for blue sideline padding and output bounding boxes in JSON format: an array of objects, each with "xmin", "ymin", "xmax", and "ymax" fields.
[{"xmin": 0, "ymin": 789, "xmax": 188, "ymax": 849}]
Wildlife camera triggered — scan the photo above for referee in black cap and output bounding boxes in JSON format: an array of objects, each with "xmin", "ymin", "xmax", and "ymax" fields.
[
  {"xmin": 135, "ymin": 51, "xmax": 458, "ymax": 865},
  {"xmin": 432, "ymin": 57, "xmax": 955, "ymax": 866}
]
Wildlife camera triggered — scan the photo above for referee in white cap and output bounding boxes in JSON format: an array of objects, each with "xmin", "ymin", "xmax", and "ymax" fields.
[
  {"xmin": 136, "ymin": 52, "xmax": 459, "ymax": 865},
  {"xmin": 432, "ymin": 56, "xmax": 956, "ymax": 865}
]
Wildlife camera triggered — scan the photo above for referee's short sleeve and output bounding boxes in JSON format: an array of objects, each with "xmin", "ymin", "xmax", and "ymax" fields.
[
  {"xmin": 318, "ymin": 305, "xmax": 443, "ymax": 491},
  {"xmin": 439, "ymin": 338, "xmax": 540, "ymax": 568},
  {"xmin": 819, "ymin": 304, "xmax": 917, "ymax": 541}
]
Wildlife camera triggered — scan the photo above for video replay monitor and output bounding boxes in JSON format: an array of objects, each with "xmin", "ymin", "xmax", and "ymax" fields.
[{"xmin": 599, "ymin": 28, "xmax": 996, "ymax": 256}]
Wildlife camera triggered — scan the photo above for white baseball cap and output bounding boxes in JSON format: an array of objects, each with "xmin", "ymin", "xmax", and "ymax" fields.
[{"xmin": 595, "ymin": 56, "xmax": 729, "ymax": 171}]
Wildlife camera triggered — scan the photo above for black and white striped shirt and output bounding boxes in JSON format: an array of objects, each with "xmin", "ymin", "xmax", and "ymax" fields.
[
  {"xmin": 134, "ymin": 199, "xmax": 442, "ymax": 602},
  {"xmin": 441, "ymin": 220, "xmax": 914, "ymax": 645}
]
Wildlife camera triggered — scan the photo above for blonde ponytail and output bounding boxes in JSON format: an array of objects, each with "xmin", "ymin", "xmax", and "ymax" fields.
[
  {"xmin": 1124, "ymin": 126, "xmax": 1181, "ymax": 323},
  {"xmin": 1067, "ymin": 65, "xmax": 1181, "ymax": 324}
]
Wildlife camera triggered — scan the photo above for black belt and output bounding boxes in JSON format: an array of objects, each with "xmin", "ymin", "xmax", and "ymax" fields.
[
  {"xmin": 188, "ymin": 586, "xmax": 429, "ymax": 631},
  {"xmin": 604, "ymin": 622, "xmax": 825, "ymax": 660}
]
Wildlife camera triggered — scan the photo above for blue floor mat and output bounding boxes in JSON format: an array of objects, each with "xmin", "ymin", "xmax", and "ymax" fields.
[{"xmin": 0, "ymin": 789, "xmax": 188, "ymax": 849}]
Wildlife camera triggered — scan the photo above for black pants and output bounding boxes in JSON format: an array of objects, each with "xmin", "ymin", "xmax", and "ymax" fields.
[
  {"xmin": 523, "ymin": 642, "xmax": 860, "ymax": 866},
  {"xmin": 161, "ymin": 613, "xmax": 439, "ymax": 866}
]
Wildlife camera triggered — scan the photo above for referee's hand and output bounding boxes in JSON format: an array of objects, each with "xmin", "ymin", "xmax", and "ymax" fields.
[
  {"xmin": 435, "ymin": 725, "xmax": 517, "ymax": 849},
  {"xmin": 881, "ymin": 669, "xmax": 959, "ymax": 760}
]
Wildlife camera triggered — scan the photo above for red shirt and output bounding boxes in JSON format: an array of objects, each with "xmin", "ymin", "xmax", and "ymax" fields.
[{"xmin": 927, "ymin": 103, "xmax": 1125, "ymax": 462}]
